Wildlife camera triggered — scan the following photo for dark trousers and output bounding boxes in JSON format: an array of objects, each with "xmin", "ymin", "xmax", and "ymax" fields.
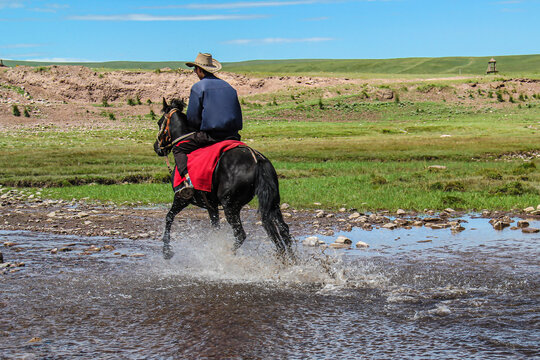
[{"xmin": 172, "ymin": 131, "xmax": 240, "ymax": 176}]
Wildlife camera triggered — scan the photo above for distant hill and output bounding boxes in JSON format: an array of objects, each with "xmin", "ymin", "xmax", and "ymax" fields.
[{"xmin": 1, "ymin": 54, "xmax": 539, "ymax": 75}]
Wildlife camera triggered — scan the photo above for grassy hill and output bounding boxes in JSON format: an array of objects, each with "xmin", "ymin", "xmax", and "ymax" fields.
[{"xmin": 1, "ymin": 54, "xmax": 539, "ymax": 75}]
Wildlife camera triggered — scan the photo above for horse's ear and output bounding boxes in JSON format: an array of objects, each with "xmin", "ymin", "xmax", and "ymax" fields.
[{"xmin": 162, "ymin": 97, "xmax": 168, "ymax": 110}]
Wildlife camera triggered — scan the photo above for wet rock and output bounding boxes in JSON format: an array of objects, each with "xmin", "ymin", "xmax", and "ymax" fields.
[
  {"xmin": 481, "ymin": 210, "xmax": 491, "ymax": 217},
  {"xmin": 282, "ymin": 212, "xmax": 292, "ymax": 218},
  {"xmin": 451, "ymin": 225, "xmax": 465, "ymax": 232},
  {"xmin": 28, "ymin": 337, "xmax": 42, "ymax": 343},
  {"xmin": 361, "ymin": 223, "xmax": 372, "ymax": 231},
  {"xmin": 382, "ymin": 223, "xmax": 398, "ymax": 230},
  {"xmin": 342, "ymin": 224, "xmax": 353, "ymax": 232},
  {"xmin": 335, "ymin": 235, "xmax": 352, "ymax": 245},
  {"xmin": 523, "ymin": 206, "xmax": 535, "ymax": 213},
  {"xmin": 444, "ymin": 208, "xmax": 456, "ymax": 213},
  {"xmin": 423, "ymin": 217, "xmax": 441, "ymax": 223},
  {"xmin": 517, "ymin": 220, "xmax": 529, "ymax": 228},
  {"xmin": 302, "ymin": 236, "xmax": 324, "ymax": 247},
  {"xmin": 59, "ymin": 247, "xmax": 72, "ymax": 252},
  {"xmin": 315, "ymin": 210, "xmax": 326, "ymax": 218},
  {"xmin": 428, "ymin": 223, "xmax": 451, "ymax": 230},
  {"xmin": 395, "ymin": 218, "xmax": 410, "ymax": 226},
  {"xmin": 396, "ymin": 209, "xmax": 406, "ymax": 216},
  {"xmin": 328, "ymin": 243, "xmax": 351, "ymax": 249},
  {"xmin": 0, "ymin": 251, "xmax": 3, "ymax": 263},
  {"xmin": 355, "ymin": 241, "xmax": 369, "ymax": 248},
  {"xmin": 50, "ymin": 248, "xmax": 58, "ymax": 254},
  {"xmin": 492, "ymin": 221, "xmax": 510, "ymax": 230},
  {"xmin": 531, "ymin": 210, "xmax": 540, "ymax": 215},
  {"xmin": 103, "ymin": 244, "xmax": 115, "ymax": 251},
  {"xmin": 3, "ymin": 242, "xmax": 17, "ymax": 247},
  {"xmin": 46, "ymin": 211, "xmax": 56, "ymax": 218},
  {"xmin": 522, "ymin": 227, "xmax": 539, "ymax": 234},
  {"xmin": 130, "ymin": 253, "xmax": 146, "ymax": 257},
  {"xmin": 412, "ymin": 221, "xmax": 424, "ymax": 227},
  {"xmin": 280, "ymin": 203, "xmax": 290, "ymax": 210},
  {"xmin": 348, "ymin": 212, "xmax": 361, "ymax": 219}
]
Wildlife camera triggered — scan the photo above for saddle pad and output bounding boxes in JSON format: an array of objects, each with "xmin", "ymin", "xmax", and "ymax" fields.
[{"xmin": 173, "ymin": 140, "xmax": 246, "ymax": 192}]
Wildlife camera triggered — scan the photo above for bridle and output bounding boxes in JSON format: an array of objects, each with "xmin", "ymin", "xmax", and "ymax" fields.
[
  {"xmin": 156, "ymin": 108, "xmax": 195, "ymax": 154},
  {"xmin": 156, "ymin": 107, "xmax": 195, "ymax": 173}
]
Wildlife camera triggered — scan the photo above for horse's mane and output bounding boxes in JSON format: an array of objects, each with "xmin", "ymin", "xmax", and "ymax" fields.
[{"xmin": 169, "ymin": 99, "xmax": 185, "ymax": 112}]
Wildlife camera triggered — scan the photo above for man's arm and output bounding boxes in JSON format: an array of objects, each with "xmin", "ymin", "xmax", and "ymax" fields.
[{"xmin": 186, "ymin": 88, "xmax": 203, "ymax": 130}]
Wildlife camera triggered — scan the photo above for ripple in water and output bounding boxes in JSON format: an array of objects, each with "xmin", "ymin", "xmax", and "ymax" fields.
[{"xmin": 1, "ymin": 218, "xmax": 538, "ymax": 359}]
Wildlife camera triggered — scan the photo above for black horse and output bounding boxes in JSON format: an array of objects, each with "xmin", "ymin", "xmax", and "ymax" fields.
[{"xmin": 154, "ymin": 98, "xmax": 294, "ymax": 260}]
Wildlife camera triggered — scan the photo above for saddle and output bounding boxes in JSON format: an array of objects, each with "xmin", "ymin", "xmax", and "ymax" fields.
[{"xmin": 172, "ymin": 140, "xmax": 247, "ymax": 192}]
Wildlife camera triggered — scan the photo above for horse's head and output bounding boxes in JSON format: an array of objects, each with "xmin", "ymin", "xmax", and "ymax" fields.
[{"xmin": 153, "ymin": 98, "xmax": 190, "ymax": 156}]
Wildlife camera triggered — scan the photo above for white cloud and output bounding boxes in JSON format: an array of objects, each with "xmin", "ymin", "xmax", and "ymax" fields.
[
  {"xmin": 68, "ymin": 14, "xmax": 266, "ymax": 21},
  {"xmin": 0, "ymin": 43, "xmax": 43, "ymax": 49},
  {"xmin": 143, "ymin": 1, "xmax": 330, "ymax": 10},
  {"xmin": 0, "ymin": 0, "xmax": 25, "ymax": 9},
  {"xmin": 225, "ymin": 37, "xmax": 335, "ymax": 44},
  {"xmin": 32, "ymin": 3, "xmax": 69, "ymax": 13}
]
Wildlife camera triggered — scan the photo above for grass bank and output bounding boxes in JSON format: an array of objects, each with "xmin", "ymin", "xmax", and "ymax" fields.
[{"xmin": 1, "ymin": 78, "xmax": 539, "ymax": 211}]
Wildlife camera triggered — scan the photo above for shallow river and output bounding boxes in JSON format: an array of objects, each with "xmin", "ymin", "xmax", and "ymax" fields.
[{"xmin": 1, "ymin": 216, "xmax": 539, "ymax": 359}]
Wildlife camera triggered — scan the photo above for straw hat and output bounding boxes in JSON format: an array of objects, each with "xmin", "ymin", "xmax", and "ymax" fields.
[{"xmin": 185, "ymin": 52, "xmax": 222, "ymax": 73}]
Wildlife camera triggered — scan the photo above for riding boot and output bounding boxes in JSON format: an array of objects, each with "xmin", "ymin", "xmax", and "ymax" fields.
[{"xmin": 175, "ymin": 173, "xmax": 194, "ymax": 200}]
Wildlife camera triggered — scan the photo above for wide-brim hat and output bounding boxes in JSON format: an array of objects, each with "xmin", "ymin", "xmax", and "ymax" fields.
[{"xmin": 185, "ymin": 52, "xmax": 222, "ymax": 73}]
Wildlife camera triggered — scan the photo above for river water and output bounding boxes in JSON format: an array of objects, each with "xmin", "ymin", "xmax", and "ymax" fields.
[{"xmin": 1, "ymin": 216, "xmax": 539, "ymax": 359}]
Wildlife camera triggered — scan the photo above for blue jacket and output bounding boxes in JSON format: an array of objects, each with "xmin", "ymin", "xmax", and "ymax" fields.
[{"xmin": 186, "ymin": 74, "xmax": 243, "ymax": 138}]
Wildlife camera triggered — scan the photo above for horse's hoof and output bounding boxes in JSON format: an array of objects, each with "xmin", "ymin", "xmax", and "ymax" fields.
[{"xmin": 162, "ymin": 245, "xmax": 174, "ymax": 260}]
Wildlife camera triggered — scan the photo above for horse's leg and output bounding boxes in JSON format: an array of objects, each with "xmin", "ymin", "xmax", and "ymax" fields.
[
  {"xmin": 223, "ymin": 205, "xmax": 246, "ymax": 252},
  {"xmin": 207, "ymin": 207, "xmax": 220, "ymax": 229},
  {"xmin": 162, "ymin": 197, "xmax": 188, "ymax": 260}
]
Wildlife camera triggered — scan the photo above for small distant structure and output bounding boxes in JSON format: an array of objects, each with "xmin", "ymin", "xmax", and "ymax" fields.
[
  {"xmin": 486, "ymin": 58, "xmax": 498, "ymax": 74},
  {"xmin": 0, "ymin": 59, "xmax": 6, "ymax": 67}
]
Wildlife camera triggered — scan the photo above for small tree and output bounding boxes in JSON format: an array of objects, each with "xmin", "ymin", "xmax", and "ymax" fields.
[
  {"xmin": 24, "ymin": 107, "xmax": 30, "ymax": 117},
  {"xmin": 12, "ymin": 104, "xmax": 20, "ymax": 117}
]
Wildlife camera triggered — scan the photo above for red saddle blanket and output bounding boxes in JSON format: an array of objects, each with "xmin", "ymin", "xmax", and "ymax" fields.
[{"xmin": 173, "ymin": 140, "xmax": 246, "ymax": 192}]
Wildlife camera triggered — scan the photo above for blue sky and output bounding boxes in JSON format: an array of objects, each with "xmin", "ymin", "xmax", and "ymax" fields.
[{"xmin": 1, "ymin": 0, "xmax": 539, "ymax": 62}]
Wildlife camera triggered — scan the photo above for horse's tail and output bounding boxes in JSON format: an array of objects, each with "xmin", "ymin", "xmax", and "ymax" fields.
[{"xmin": 254, "ymin": 156, "xmax": 293, "ymax": 256}]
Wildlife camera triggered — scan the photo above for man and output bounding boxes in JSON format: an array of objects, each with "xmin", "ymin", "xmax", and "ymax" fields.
[{"xmin": 172, "ymin": 52, "xmax": 243, "ymax": 199}]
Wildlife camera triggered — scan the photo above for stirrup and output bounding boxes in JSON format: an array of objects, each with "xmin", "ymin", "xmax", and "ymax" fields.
[{"xmin": 175, "ymin": 175, "xmax": 194, "ymax": 200}]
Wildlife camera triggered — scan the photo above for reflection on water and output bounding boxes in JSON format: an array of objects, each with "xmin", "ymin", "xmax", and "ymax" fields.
[{"xmin": 1, "ymin": 216, "xmax": 539, "ymax": 359}]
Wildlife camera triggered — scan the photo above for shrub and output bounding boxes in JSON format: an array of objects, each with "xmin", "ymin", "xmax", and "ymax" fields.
[
  {"xmin": 509, "ymin": 95, "xmax": 515, "ymax": 103},
  {"xmin": 147, "ymin": 99, "xmax": 152, "ymax": 105},
  {"xmin": 318, "ymin": 98, "xmax": 324, "ymax": 109},
  {"xmin": 23, "ymin": 107, "xmax": 30, "ymax": 117},
  {"xmin": 490, "ymin": 181, "xmax": 537, "ymax": 196},
  {"xmin": 512, "ymin": 162, "xmax": 536, "ymax": 175},
  {"xmin": 102, "ymin": 97, "xmax": 110, "ymax": 107},
  {"xmin": 394, "ymin": 93, "xmax": 400, "ymax": 103},
  {"xmin": 127, "ymin": 98, "xmax": 136, "ymax": 106},
  {"xmin": 441, "ymin": 195, "xmax": 466, "ymax": 208},
  {"xmin": 108, "ymin": 112, "xmax": 116, "ymax": 120},
  {"xmin": 518, "ymin": 93, "xmax": 526, "ymax": 102},
  {"xmin": 12, "ymin": 104, "xmax": 20, "ymax": 117},
  {"xmin": 370, "ymin": 175, "xmax": 388, "ymax": 185},
  {"xmin": 149, "ymin": 110, "xmax": 156, "ymax": 120},
  {"xmin": 496, "ymin": 91, "xmax": 504, "ymax": 102},
  {"xmin": 136, "ymin": 95, "xmax": 142, "ymax": 105},
  {"xmin": 443, "ymin": 181, "xmax": 465, "ymax": 192},
  {"xmin": 479, "ymin": 168, "xmax": 503, "ymax": 180}
]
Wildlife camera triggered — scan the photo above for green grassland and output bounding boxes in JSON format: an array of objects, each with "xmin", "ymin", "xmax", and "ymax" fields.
[
  {"xmin": 1, "ymin": 78, "xmax": 538, "ymax": 211},
  {"xmin": 4, "ymin": 54, "xmax": 540, "ymax": 76}
]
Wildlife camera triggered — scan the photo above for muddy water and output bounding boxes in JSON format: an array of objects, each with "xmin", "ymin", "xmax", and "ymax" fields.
[{"xmin": 1, "ymin": 216, "xmax": 539, "ymax": 359}]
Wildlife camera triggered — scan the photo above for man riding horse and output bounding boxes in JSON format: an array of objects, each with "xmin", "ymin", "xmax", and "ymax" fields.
[{"xmin": 172, "ymin": 52, "xmax": 243, "ymax": 199}]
